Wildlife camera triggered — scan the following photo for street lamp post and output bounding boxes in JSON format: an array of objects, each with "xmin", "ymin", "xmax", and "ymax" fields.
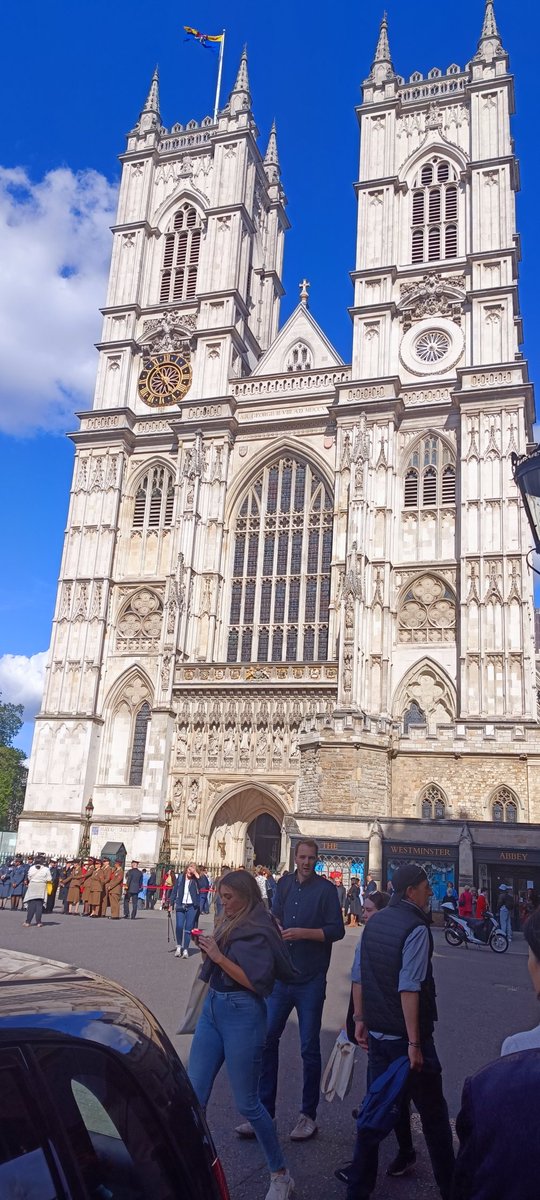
[
  {"xmin": 78, "ymin": 798, "xmax": 94, "ymax": 859},
  {"xmin": 159, "ymin": 800, "xmax": 174, "ymax": 867},
  {"xmin": 511, "ymin": 448, "xmax": 540, "ymax": 564}
]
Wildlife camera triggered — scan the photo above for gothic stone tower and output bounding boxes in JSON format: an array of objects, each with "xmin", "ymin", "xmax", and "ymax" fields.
[{"xmin": 20, "ymin": 9, "xmax": 540, "ymax": 893}]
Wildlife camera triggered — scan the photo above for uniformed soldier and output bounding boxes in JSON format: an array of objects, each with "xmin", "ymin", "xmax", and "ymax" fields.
[
  {"xmin": 97, "ymin": 858, "xmax": 112, "ymax": 917},
  {"xmin": 106, "ymin": 861, "xmax": 124, "ymax": 920}
]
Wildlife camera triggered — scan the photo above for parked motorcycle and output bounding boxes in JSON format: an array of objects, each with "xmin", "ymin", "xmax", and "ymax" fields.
[{"xmin": 440, "ymin": 901, "xmax": 509, "ymax": 953}]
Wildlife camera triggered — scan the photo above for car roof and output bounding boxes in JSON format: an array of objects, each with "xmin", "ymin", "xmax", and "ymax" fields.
[{"xmin": 0, "ymin": 948, "xmax": 157, "ymax": 1049}]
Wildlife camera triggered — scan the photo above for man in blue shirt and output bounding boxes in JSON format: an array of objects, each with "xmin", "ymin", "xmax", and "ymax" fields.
[{"xmin": 236, "ymin": 839, "xmax": 344, "ymax": 1141}]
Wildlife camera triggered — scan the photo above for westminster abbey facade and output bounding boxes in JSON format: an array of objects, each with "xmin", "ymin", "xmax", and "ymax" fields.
[{"xmin": 20, "ymin": 5, "xmax": 540, "ymax": 905}]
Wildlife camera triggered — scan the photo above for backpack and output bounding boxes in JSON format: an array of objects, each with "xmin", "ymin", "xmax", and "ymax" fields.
[{"xmin": 356, "ymin": 1056, "xmax": 410, "ymax": 1138}]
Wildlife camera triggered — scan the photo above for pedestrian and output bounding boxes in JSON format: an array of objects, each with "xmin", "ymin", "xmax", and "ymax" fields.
[
  {"xmin": 188, "ymin": 870, "xmax": 297, "ymax": 1200},
  {"xmin": 59, "ymin": 862, "xmax": 73, "ymax": 914},
  {"xmin": 67, "ymin": 861, "xmax": 84, "ymax": 913},
  {"xmin": 458, "ymin": 886, "xmax": 473, "ymax": 919},
  {"xmin": 140, "ymin": 867, "xmax": 150, "ymax": 910},
  {"xmin": 452, "ymin": 909, "xmax": 540, "ymax": 1199},
  {"xmin": 22, "ymin": 856, "xmax": 52, "ymax": 928},
  {"xmin": 256, "ymin": 867, "xmax": 269, "ymax": 907},
  {"xmin": 160, "ymin": 866, "xmax": 175, "ymax": 910},
  {"xmin": 445, "ymin": 882, "xmax": 458, "ymax": 912},
  {"xmin": 347, "ymin": 879, "xmax": 362, "ymax": 927},
  {"xmin": 123, "ymin": 861, "xmax": 143, "ymax": 919},
  {"xmin": 0, "ymin": 862, "xmax": 13, "ymax": 909},
  {"xmin": 84, "ymin": 859, "xmax": 101, "ymax": 916},
  {"xmin": 171, "ymin": 862, "xmax": 200, "ymax": 958},
  {"xmin": 81, "ymin": 859, "xmax": 93, "ymax": 915},
  {"xmin": 45, "ymin": 860, "xmax": 60, "ymax": 913},
  {"xmin": 9, "ymin": 857, "xmax": 27, "ymax": 910},
  {"xmin": 265, "ymin": 869, "xmax": 277, "ymax": 909},
  {"xmin": 334, "ymin": 878, "xmax": 346, "ymax": 913},
  {"xmin": 345, "ymin": 861, "xmax": 454, "ymax": 1200},
  {"xmin": 146, "ymin": 867, "xmax": 157, "ymax": 909},
  {"xmin": 497, "ymin": 885, "xmax": 514, "ymax": 943},
  {"xmin": 236, "ymin": 838, "xmax": 345, "ymax": 1142},
  {"xmin": 98, "ymin": 858, "xmax": 112, "ymax": 916},
  {"xmin": 335, "ymin": 889, "xmax": 416, "ymax": 1185},
  {"xmin": 365, "ymin": 873, "xmax": 377, "ymax": 898},
  {"xmin": 106, "ymin": 860, "xmax": 124, "ymax": 918},
  {"xmin": 198, "ymin": 865, "xmax": 211, "ymax": 915},
  {"xmin": 475, "ymin": 888, "xmax": 488, "ymax": 920}
]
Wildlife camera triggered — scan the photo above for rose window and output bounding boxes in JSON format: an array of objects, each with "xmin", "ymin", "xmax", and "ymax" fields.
[{"xmin": 414, "ymin": 330, "xmax": 450, "ymax": 363}]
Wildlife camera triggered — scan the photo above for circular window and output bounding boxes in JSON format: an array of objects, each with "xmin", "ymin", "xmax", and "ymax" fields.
[
  {"xmin": 414, "ymin": 330, "xmax": 451, "ymax": 363},
  {"xmin": 399, "ymin": 316, "xmax": 464, "ymax": 377}
]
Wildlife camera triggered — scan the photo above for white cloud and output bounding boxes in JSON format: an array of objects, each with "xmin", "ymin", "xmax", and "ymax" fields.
[
  {"xmin": 0, "ymin": 165, "xmax": 117, "ymax": 434},
  {"xmin": 0, "ymin": 651, "xmax": 48, "ymax": 720}
]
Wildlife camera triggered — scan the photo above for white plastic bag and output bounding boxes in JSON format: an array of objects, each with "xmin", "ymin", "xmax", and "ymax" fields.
[{"xmin": 321, "ymin": 1029, "xmax": 356, "ymax": 1102}]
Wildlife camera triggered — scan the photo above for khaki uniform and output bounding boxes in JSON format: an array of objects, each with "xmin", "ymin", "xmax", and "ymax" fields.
[
  {"xmin": 67, "ymin": 866, "xmax": 83, "ymax": 908},
  {"xmin": 96, "ymin": 864, "xmax": 112, "ymax": 916},
  {"xmin": 106, "ymin": 865, "xmax": 124, "ymax": 918},
  {"xmin": 84, "ymin": 866, "xmax": 103, "ymax": 916}
]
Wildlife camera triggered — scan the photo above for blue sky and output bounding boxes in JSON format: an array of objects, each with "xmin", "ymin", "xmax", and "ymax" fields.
[{"xmin": 0, "ymin": 0, "xmax": 538, "ymax": 753}]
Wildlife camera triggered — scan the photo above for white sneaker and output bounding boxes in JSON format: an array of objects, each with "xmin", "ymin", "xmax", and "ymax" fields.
[
  {"xmin": 182, "ymin": 949, "xmax": 189, "ymax": 959},
  {"xmin": 265, "ymin": 1171, "xmax": 294, "ymax": 1200},
  {"xmin": 289, "ymin": 1114, "xmax": 317, "ymax": 1140},
  {"xmin": 174, "ymin": 947, "xmax": 181, "ymax": 957}
]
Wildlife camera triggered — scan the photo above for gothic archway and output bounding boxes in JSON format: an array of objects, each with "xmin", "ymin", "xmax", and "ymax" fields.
[
  {"xmin": 246, "ymin": 814, "xmax": 282, "ymax": 870},
  {"xmin": 206, "ymin": 786, "xmax": 287, "ymax": 869}
]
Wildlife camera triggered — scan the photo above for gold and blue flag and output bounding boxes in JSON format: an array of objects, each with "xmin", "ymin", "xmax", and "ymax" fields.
[{"xmin": 184, "ymin": 26, "xmax": 223, "ymax": 52}]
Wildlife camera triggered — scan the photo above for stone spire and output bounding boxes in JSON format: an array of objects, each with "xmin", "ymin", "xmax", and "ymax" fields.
[
  {"xmin": 229, "ymin": 44, "xmax": 251, "ymax": 115},
  {"xmin": 369, "ymin": 12, "xmax": 396, "ymax": 83},
  {"xmin": 141, "ymin": 66, "xmax": 160, "ymax": 121},
  {"xmin": 475, "ymin": 0, "xmax": 505, "ymax": 59},
  {"xmin": 264, "ymin": 121, "xmax": 280, "ymax": 182}
]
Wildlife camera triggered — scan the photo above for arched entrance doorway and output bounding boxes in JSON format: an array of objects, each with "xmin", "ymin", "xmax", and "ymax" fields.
[{"xmin": 245, "ymin": 814, "xmax": 281, "ymax": 870}]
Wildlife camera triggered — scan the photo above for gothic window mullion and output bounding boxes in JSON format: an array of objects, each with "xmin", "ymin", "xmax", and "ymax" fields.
[
  {"xmin": 283, "ymin": 488, "xmax": 297, "ymax": 662},
  {"xmin": 297, "ymin": 486, "xmax": 312, "ymax": 661},
  {"xmin": 251, "ymin": 492, "xmax": 267, "ymax": 661}
]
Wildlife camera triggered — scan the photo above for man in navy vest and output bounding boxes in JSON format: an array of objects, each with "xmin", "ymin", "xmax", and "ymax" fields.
[{"xmin": 347, "ymin": 862, "xmax": 454, "ymax": 1200}]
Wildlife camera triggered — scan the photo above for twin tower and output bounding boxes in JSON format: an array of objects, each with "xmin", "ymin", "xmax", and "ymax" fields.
[{"xmin": 20, "ymin": 6, "xmax": 540, "ymax": 896}]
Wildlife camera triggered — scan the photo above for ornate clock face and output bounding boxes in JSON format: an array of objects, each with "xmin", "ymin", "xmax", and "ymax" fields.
[{"xmin": 138, "ymin": 353, "xmax": 193, "ymax": 407}]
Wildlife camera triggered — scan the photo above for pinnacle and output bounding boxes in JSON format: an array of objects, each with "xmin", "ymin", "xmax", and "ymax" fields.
[
  {"xmin": 264, "ymin": 120, "xmax": 280, "ymax": 171},
  {"xmin": 141, "ymin": 65, "xmax": 160, "ymax": 116},
  {"xmin": 232, "ymin": 43, "xmax": 250, "ymax": 97},
  {"xmin": 369, "ymin": 11, "xmax": 396, "ymax": 82},
  {"xmin": 476, "ymin": 0, "xmax": 505, "ymax": 57},
  {"xmin": 373, "ymin": 12, "xmax": 393, "ymax": 68}
]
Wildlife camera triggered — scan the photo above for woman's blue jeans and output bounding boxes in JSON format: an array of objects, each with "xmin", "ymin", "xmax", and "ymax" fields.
[{"xmin": 188, "ymin": 988, "xmax": 286, "ymax": 1173}]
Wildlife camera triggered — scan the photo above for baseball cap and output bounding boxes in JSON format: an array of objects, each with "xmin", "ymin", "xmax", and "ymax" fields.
[{"xmin": 391, "ymin": 863, "xmax": 428, "ymax": 894}]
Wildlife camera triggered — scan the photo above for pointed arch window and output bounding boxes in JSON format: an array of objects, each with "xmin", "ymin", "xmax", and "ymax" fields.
[
  {"xmin": 132, "ymin": 467, "xmax": 175, "ymax": 531},
  {"xmin": 492, "ymin": 787, "xmax": 518, "ymax": 823},
  {"xmin": 403, "ymin": 701, "xmax": 426, "ymax": 733},
  {"xmin": 285, "ymin": 342, "xmax": 313, "ymax": 373},
  {"xmin": 128, "ymin": 701, "xmax": 151, "ymax": 786},
  {"xmin": 403, "ymin": 437, "xmax": 456, "ymax": 510},
  {"xmin": 160, "ymin": 204, "xmax": 202, "ymax": 304},
  {"xmin": 421, "ymin": 784, "xmax": 446, "ymax": 819},
  {"xmin": 410, "ymin": 157, "xmax": 459, "ymax": 265},
  {"xmin": 227, "ymin": 457, "xmax": 333, "ymax": 663}
]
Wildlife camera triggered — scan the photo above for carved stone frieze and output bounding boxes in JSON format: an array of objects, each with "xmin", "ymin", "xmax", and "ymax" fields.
[
  {"xmin": 399, "ymin": 272, "xmax": 465, "ymax": 330},
  {"xmin": 140, "ymin": 310, "xmax": 197, "ymax": 354}
]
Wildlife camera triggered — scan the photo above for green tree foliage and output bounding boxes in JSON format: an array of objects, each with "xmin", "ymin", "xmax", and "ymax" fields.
[{"xmin": 0, "ymin": 695, "xmax": 27, "ymax": 831}]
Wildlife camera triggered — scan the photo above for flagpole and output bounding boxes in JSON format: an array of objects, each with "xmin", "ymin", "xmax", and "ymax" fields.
[{"xmin": 213, "ymin": 29, "xmax": 226, "ymax": 123}]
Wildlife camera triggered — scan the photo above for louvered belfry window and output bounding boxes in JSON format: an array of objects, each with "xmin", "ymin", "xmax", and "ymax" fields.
[
  {"xmin": 160, "ymin": 204, "xmax": 202, "ymax": 304},
  {"xmin": 227, "ymin": 457, "xmax": 333, "ymax": 664},
  {"xmin": 132, "ymin": 467, "xmax": 175, "ymax": 530},
  {"xmin": 403, "ymin": 437, "xmax": 456, "ymax": 510},
  {"xmin": 411, "ymin": 158, "xmax": 459, "ymax": 265},
  {"xmin": 129, "ymin": 701, "xmax": 151, "ymax": 786}
]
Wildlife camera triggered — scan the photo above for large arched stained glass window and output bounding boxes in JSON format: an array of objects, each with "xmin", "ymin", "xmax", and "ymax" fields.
[{"xmin": 227, "ymin": 457, "xmax": 333, "ymax": 663}]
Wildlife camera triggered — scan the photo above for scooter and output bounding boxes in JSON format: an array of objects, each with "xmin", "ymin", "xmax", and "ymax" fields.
[{"xmin": 440, "ymin": 901, "xmax": 509, "ymax": 953}]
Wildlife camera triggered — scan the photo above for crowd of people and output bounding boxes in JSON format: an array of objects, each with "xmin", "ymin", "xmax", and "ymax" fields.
[{"xmin": 180, "ymin": 841, "xmax": 539, "ymax": 1200}]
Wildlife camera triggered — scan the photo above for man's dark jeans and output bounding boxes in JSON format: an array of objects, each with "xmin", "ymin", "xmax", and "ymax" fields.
[
  {"xmin": 123, "ymin": 893, "xmax": 138, "ymax": 919},
  {"xmin": 258, "ymin": 972, "xmax": 327, "ymax": 1121},
  {"xmin": 346, "ymin": 1035, "xmax": 455, "ymax": 1200}
]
